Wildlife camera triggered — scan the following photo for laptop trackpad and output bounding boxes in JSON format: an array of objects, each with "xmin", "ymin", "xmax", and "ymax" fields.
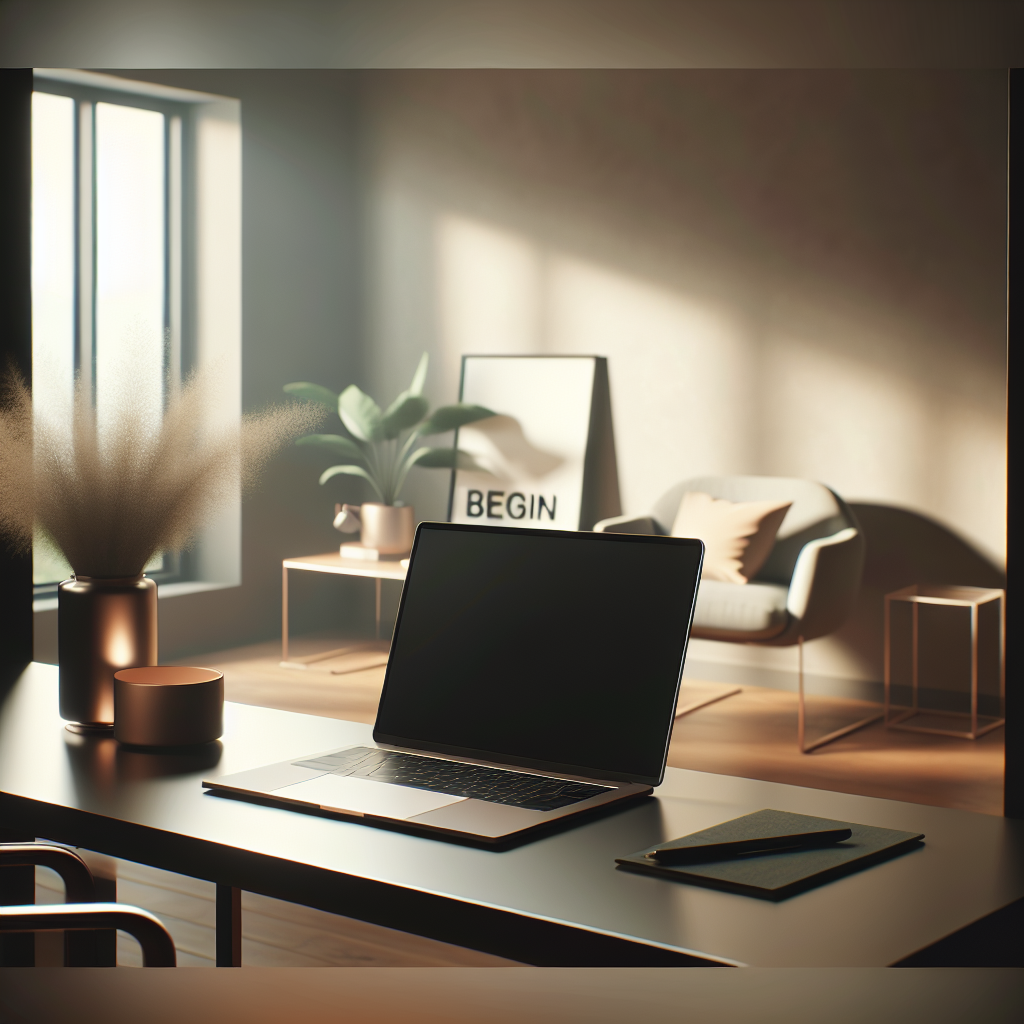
[{"xmin": 271, "ymin": 774, "xmax": 466, "ymax": 819}]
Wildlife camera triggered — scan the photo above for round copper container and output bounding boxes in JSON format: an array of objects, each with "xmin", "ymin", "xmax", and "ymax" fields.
[{"xmin": 113, "ymin": 667, "xmax": 223, "ymax": 747}]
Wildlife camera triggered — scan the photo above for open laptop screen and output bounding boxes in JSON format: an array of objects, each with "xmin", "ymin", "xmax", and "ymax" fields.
[{"xmin": 373, "ymin": 523, "xmax": 703, "ymax": 786}]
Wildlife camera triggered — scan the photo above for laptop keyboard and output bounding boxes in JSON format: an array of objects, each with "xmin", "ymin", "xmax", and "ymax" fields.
[{"xmin": 292, "ymin": 747, "xmax": 611, "ymax": 812}]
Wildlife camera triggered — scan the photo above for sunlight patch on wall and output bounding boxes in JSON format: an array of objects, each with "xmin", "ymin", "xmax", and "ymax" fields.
[
  {"xmin": 763, "ymin": 338, "xmax": 930, "ymax": 510},
  {"xmin": 434, "ymin": 210, "xmax": 1005, "ymax": 567},
  {"xmin": 436, "ymin": 214, "xmax": 541, "ymax": 384},
  {"xmin": 436, "ymin": 213, "xmax": 751, "ymax": 516},
  {"xmin": 545, "ymin": 255, "xmax": 753, "ymax": 515}
]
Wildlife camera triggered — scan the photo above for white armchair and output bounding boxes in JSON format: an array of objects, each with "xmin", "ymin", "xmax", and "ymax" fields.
[{"xmin": 596, "ymin": 476, "xmax": 873, "ymax": 751}]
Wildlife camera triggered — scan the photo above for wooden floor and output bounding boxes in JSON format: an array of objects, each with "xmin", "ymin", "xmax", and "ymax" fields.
[
  {"xmin": 194, "ymin": 637, "xmax": 1004, "ymax": 815},
  {"xmin": 35, "ymin": 635, "xmax": 1003, "ymax": 967}
]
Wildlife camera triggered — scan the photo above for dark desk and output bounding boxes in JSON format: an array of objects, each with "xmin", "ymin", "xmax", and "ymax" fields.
[{"xmin": 2, "ymin": 663, "xmax": 1021, "ymax": 967}]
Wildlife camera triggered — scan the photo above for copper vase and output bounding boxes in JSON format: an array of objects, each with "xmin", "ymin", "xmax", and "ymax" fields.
[{"xmin": 58, "ymin": 575, "xmax": 158, "ymax": 732}]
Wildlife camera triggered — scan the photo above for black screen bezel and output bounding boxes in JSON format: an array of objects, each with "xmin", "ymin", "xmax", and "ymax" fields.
[{"xmin": 372, "ymin": 521, "xmax": 703, "ymax": 787}]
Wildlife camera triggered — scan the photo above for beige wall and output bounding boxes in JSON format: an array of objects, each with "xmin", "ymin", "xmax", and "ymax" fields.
[
  {"xmin": 3, "ymin": 1, "xmax": 1021, "ymax": 69},
  {"xmin": 32, "ymin": 69, "xmax": 1007, "ymax": 691},
  {"xmin": 361, "ymin": 70, "xmax": 1008, "ymax": 687}
]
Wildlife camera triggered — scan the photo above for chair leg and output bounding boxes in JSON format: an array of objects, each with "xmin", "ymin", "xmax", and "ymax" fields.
[
  {"xmin": 798, "ymin": 636, "xmax": 882, "ymax": 753},
  {"xmin": 674, "ymin": 680, "xmax": 741, "ymax": 718},
  {"xmin": 0, "ymin": 830, "xmax": 35, "ymax": 966},
  {"xmin": 797, "ymin": 636, "xmax": 806, "ymax": 751}
]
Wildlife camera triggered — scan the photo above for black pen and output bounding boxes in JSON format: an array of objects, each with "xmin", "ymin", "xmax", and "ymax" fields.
[{"xmin": 645, "ymin": 827, "xmax": 853, "ymax": 865}]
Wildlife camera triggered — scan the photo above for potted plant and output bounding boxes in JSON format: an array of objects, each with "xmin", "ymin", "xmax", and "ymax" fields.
[{"xmin": 284, "ymin": 354, "xmax": 494, "ymax": 555}]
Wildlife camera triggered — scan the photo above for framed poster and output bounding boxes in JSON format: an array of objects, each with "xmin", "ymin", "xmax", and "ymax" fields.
[{"xmin": 448, "ymin": 355, "xmax": 621, "ymax": 531}]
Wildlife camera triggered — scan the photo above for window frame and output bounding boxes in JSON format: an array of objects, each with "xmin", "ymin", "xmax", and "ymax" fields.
[
  {"xmin": 30, "ymin": 70, "xmax": 242, "ymax": 607},
  {"xmin": 31, "ymin": 77, "xmax": 196, "ymax": 593}
]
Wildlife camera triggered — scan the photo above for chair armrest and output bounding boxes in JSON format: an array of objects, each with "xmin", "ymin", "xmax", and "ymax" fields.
[
  {"xmin": 0, "ymin": 903, "xmax": 177, "ymax": 967},
  {"xmin": 780, "ymin": 527, "xmax": 864, "ymax": 642},
  {"xmin": 0, "ymin": 843, "xmax": 96, "ymax": 903},
  {"xmin": 593, "ymin": 514, "xmax": 659, "ymax": 534}
]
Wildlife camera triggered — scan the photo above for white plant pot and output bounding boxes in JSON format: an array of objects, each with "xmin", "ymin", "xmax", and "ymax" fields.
[{"xmin": 359, "ymin": 503, "xmax": 415, "ymax": 555}]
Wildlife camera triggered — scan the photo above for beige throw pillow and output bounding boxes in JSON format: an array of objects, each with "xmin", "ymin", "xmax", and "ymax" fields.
[{"xmin": 671, "ymin": 491, "xmax": 792, "ymax": 585}]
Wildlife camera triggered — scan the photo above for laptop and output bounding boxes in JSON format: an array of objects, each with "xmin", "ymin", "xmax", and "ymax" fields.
[{"xmin": 204, "ymin": 522, "xmax": 704, "ymax": 844}]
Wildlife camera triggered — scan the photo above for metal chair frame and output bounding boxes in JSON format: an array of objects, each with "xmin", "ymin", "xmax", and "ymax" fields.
[{"xmin": 0, "ymin": 843, "xmax": 176, "ymax": 967}]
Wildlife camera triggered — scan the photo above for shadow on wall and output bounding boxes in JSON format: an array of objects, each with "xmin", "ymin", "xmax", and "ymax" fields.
[{"xmin": 833, "ymin": 503, "xmax": 1005, "ymax": 685}]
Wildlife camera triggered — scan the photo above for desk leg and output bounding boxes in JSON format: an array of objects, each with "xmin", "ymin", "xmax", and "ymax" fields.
[
  {"xmin": 0, "ymin": 829, "xmax": 34, "ymax": 966},
  {"xmin": 216, "ymin": 884, "xmax": 242, "ymax": 966},
  {"xmin": 375, "ymin": 578, "xmax": 382, "ymax": 640}
]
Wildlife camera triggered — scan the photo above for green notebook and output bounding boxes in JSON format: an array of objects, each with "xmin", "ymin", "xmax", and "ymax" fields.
[{"xmin": 616, "ymin": 809, "xmax": 924, "ymax": 900}]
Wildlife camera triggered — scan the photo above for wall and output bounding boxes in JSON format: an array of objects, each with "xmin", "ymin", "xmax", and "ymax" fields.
[
  {"xmin": 2, "ymin": 1, "xmax": 1021, "ymax": 69},
  {"xmin": 32, "ymin": 69, "xmax": 1009, "ymax": 698},
  {"xmin": 34, "ymin": 70, "xmax": 372, "ymax": 662},
  {"xmin": 360, "ymin": 69, "xmax": 1008, "ymax": 690}
]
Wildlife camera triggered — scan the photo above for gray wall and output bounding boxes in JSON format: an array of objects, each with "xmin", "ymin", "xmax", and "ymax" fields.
[
  {"xmin": 155, "ymin": 70, "xmax": 376, "ymax": 657},
  {"xmin": 36, "ymin": 71, "xmax": 375, "ymax": 661}
]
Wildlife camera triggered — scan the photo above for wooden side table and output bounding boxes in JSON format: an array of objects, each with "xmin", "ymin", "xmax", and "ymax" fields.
[
  {"xmin": 883, "ymin": 584, "xmax": 1005, "ymax": 740},
  {"xmin": 281, "ymin": 552, "xmax": 408, "ymax": 669}
]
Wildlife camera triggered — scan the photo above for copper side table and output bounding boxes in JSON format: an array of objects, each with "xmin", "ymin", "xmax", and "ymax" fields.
[
  {"xmin": 884, "ymin": 584, "xmax": 1005, "ymax": 740},
  {"xmin": 281, "ymin": 552, "xmax": 408, "ymax": 669}
]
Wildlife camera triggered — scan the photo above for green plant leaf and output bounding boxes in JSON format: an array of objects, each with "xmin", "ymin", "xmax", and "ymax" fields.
[
  {"xmin": 295, "ymin": 434, "xmax": 368, "ymax": 464},
  {"xmin": 318, "ymin": 463, "xmax": 384, "ymax": 500},
  {"xmin": 283, "ymin": 382, "xmax": 339, "ymax": 411},
  {"xmin": 406, "ymin": 446, "xmax": 482, "ymax": 470},
  {"xmin": 381, "ymin": 392, "xmax": 429, "ymax": 439},
  {"xmin": 338, "ymin": 385, "xmax": 383, "ymax": 442},
  {"xmin": 408, "ymin": 352, "xmax": 429, "ymax": 397},
  {"xmin": 418, "ymin": 404, "xmax": 496, "ymax": 436}
]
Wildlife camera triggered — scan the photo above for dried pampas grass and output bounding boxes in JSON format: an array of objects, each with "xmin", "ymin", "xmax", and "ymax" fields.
[{"xmin": 0, "ymin": 368, "xmax": 323, "ymax": 579}]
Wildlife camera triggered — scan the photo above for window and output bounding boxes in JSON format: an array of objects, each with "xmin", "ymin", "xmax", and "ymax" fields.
[{"xmin": 31, "ymin": 70, "xmax": 242, "ymax": 600}]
